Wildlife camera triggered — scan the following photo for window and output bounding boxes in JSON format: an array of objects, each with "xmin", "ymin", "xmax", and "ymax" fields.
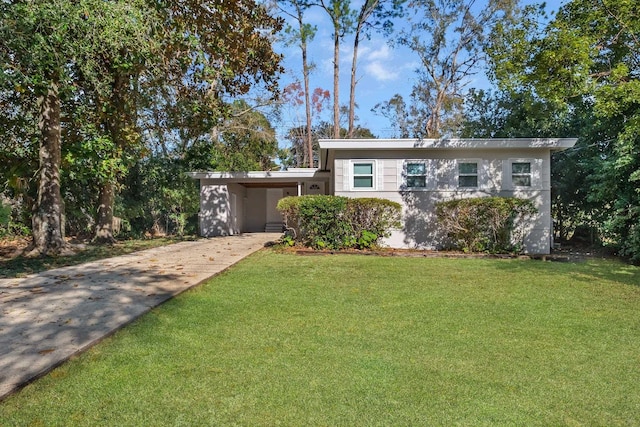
[
  {"xmin": 406, "ymin": 162, "xmax": 427, "ymax": 188},
  {"xmin": 512, "ymin": 162, "xmax": 531, "ymax": 187},
  {"xmin": 353, "ymin": 162, "xmax": 374, "ymax": 189},
  {"xmin": 458, "ymin": 162, "xmax": 478, "ymax": 188}
]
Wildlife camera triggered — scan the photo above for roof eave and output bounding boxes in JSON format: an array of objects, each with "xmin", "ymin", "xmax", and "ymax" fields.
[
  {"xmin": 187, "ymin": 169, "xmax": 331, "ymax": 181},
  {"xmin": 318, "ymin": 138, "xmax": 578, "ymax": 150}
]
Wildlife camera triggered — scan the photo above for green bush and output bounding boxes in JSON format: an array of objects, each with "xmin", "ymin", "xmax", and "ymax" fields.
[
  {"xmin": 435, "ymin": 197, "xmax": 537, "ymax": 254},
  {"xmin": 0, "ymin": 200, "xmax": 10, "ymax": 232},
  {"xmin": 0, "ymin": 198, "xmax": 31, "ymax": 238},
  {"xmin": 277, "ymin": 195, "xmax": 401, "ymax": 250}
]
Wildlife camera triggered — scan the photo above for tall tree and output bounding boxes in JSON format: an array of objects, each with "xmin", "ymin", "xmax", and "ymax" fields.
[
  {"xmin": 86, "ymin": 0, "xmax": 283, "ymax": 242},
  {"xmin": 0, "ymin": 1, "xmax": 80, "ymax": 255},
  {"xmin": 397, "ymin": 0, "xmax": 516, "ymax": 137},
  {"xmin": 278, "ymin": 0, "xmax": 317, "ymax": 166},
  {"xmin": 488, "ymin": 0, "xmax": 640, "ymax": 261},
  {"xmin": 372, "ymin": 94, "xmax": 411, "ymax": 137},
  {"xmin": 146, "ymin": 0, "xmax": 283, "ymax": 153},
  {"xmin": 1, "ymin": 0, "xmax": 284, "ymax": 252},
  {"xmin": 73, "ymin": 0, "xmax": 157, "ymax": 244},
  {"xmin": 216, "ymin": 100, "xmax": 280, "ymax": 171},
  {"xmin": 282, "ymin": 83, "xmax": 330, "ymax": 166},
  {"xmin": 348, "ymin": 0, "xmax": 378, "ymax": 138},
  {"xmin": 314, "ymin": 0, "xmax": 355, "ymax": 138},
  {"xmin": 347, "ymin": 0, "xmax": 400, "ymax": 138}
]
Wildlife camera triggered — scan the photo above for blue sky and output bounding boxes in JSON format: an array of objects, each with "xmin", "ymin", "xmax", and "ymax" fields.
[{"xmin": 272, "ymin": 0, "xmax": 566, "ymax": 141}]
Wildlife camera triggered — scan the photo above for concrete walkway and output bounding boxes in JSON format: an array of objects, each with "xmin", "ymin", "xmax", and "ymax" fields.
[{"xmin": 0, "ymin": 233, "xmax": 281, "ymax": 401}]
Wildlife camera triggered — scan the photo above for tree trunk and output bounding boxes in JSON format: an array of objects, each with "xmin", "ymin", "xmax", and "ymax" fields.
[
  {"xmin": 31, "ymin": 80, "xmax": 66, "ymax": 256},
  {"xmin": 94, "ymin": 181, "xmax": 116, "ymax": 244},
  {"xmin": 302, "ymin": 35, "xmax": 314, "ymax": 167},
  {"xmin": 295, "ymin": 1, "xmax": 314, "ymax": 168},
  {"xmin": 348, "ymin": 22, "xmax": 363, "ymax": 139},
  {"xmin": 93, "ymin": 71, "xmax": 128, "ymax": 243},
  {"xmin": 332, "ymin": 30, "xmax": 341, "ymax": 139},
  {"xmin": 348, "ymin": 0, "xmax": 377, "ymax": 139}
]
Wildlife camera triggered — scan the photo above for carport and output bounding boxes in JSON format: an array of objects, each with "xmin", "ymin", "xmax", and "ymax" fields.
[{"xmin": 188, "ymin": 169, "xmax": 330, "ymax": 236}]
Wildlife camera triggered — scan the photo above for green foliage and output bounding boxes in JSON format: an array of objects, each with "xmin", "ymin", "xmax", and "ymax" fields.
[
  {"xmin": 281, "ymin": 195, "xmax": 349, "ymax": 249},
  {"xmin": 0, "ymin": 200, "xmax": 10, "ymax": 233},
  {"xmin": 485, "ymin": 0, "xmax": 640, "ymax": 262},
  {"xmin": 435, "ymin": 197, "xmax": 537, "ymax": 253},
  {"xmin": 0, "ymin": 0, "xmax": 284, "ymax": 244},
  {"xmin": 0, "ymin": 198, "xmax": 31, "ymax": 238},
  {"xmin": 277, "ymin": 195, "xmax": 401, "ymax": 250},
  {"xmin": 280, "ymin": 234, "xmax": 296, "ymax": 247},
  {"xmin": 215, "ymin": 100, "xmax": 279, "ymax": 171},
  {"xmin": 118, "ymin": 157, "xmax": 200, "ymax": 238}
]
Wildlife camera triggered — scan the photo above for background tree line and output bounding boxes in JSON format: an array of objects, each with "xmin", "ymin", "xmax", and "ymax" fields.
[{"xmin": 1, "ymin": 0, "xmax": 639, "ymax": 262}]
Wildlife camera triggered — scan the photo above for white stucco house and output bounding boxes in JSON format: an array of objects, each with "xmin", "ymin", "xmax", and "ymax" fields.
[{"xmin": 188, "ymin": 137, "xmax": 577, "ymax": 254}]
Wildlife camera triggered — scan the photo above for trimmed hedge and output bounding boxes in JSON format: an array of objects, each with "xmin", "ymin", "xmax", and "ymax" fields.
[
  {"xmin": 277, "ymin": 195, "xmax": 402, "ymax": 250},
  {"xmin": 435, "ymin": 197, "xmax": 537, "ymax": 254}
]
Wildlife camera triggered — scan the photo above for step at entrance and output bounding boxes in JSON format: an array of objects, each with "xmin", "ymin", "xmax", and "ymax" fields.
[{"xmin": 264, "ymin": 222, "xmax": 284, "ymax": 233}]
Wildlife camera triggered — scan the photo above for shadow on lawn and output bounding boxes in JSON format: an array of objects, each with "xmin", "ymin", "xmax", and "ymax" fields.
[{"xmin": 490, "ymin": 257, "xmax": 640, "ymax": 288}]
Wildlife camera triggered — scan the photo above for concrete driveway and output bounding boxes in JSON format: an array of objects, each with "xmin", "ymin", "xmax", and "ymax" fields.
[{"xmin": 0, "ymin": 233, "xmax": 281, "ymax": 401}]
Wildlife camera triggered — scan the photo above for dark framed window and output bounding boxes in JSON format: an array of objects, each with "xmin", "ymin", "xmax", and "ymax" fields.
[
  {"xmin": 458, "ymin": 162, "xmax": 478, "ymax": 188},
  {"xmin": 512, "ymin": 162, "xmax": 531, "ymax": 187},
  {"xmin": 406, "ymin": 162, "xmax": 427, "ymax": 188}
]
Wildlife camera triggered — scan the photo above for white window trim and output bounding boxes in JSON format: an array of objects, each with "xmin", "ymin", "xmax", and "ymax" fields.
[
  {"xmin": 503, "ymin": 158, "xmax": 542, "ymax": 190},
  {"xmin": 349, "ymin": 159, "xmax": 378, "ymax": 191},
  {"xmin": 456, "ymin": 158, "xmax": 483, "ymax": 190}
]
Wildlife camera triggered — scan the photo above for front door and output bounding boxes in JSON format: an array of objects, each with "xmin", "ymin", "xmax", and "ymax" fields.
[{"xmin": 266, "ymin": 188, "xmax": 283, "ymax": 224}]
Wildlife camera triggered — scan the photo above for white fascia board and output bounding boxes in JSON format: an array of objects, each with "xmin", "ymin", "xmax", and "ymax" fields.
[
  {"xmin": 187, "ymin": 169, "xmax": 330, "ymax": 181},
  {"xmin": 318, "ymin": 138, "xmax": 578, "ymax": 150}
]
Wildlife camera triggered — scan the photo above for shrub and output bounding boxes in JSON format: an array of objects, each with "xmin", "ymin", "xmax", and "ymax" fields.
[
  {"xmin": 0, "ymin": 197, "xmax": 31, "ymax": 238},
  {"xmin": 0, "ymin": 200, "xmax": 10, "ymax": 232},
  {"xmin": 435, "ymin": 197, "xmax": 537, "ymax": 253},
  {"xmin": 277, "ymin": 195, "xmax": 401, "ymax": 250}
]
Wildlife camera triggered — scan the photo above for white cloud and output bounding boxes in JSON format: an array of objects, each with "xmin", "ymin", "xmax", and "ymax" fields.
[
  {"xmin": 364, "ymin": 61, "xmax": 400, "ymax": 82},
  {"xmin": 365, "ymin": 44, "xmax": 392, "ymax": 62}
]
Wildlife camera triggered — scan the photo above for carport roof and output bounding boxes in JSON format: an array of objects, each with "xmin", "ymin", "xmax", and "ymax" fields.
[{"xmin": 187, "ymin": 168, "xmax": 330, "ymax": 184}]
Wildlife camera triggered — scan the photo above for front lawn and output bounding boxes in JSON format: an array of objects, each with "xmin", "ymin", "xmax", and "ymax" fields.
[{"xmin": 1, "ymin": 252, "xmax": 639, "ymax": 425}]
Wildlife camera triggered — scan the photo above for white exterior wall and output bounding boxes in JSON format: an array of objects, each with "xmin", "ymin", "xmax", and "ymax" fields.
[
  {"xmin": 198, "ymin": 181, "xmax": 246, "ymax": 236},
  {"xmin": 199, "ymin": 182, "xmax": 229, "ymax": 236},
  {"xmin": 333, "ymin": 149, "xmax": 553, "ymax": 254},
  {"xmin": 227, "ymin": 183, "xmax": 246, "ymax": 234}
]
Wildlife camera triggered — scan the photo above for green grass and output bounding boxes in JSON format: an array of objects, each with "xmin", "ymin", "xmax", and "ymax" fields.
[
  {"xmin": 1, "ymin": 252, "xmax": 639, "ymax": 426},
  {"xmin": 0, "ymin": 237, "xmax": 195, "ymax": 278}
]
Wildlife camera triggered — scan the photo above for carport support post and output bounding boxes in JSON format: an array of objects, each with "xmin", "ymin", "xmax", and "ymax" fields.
[{"xmin": 297, "ymin": 182, "xmax": 303, "ymax": 196}]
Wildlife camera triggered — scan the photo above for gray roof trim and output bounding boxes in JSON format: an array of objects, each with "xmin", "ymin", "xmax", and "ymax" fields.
[
  {"xmin": 318, "ymin": 138, "xmax": 578, "ymax": 151},
  {"xmin": 187, "ymin": 169, "xmax": 330, "ymax": 181}
]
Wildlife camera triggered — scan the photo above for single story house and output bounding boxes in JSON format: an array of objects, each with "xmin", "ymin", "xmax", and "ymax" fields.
[{"xmin": 188, "ymin": 138, "xmax": 577, "ymax": 254}]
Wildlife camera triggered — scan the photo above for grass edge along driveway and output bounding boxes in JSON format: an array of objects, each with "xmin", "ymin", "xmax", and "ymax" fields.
[{"xmin": 1, "ymin": 251, "xmax": 639, "ymax": 426}]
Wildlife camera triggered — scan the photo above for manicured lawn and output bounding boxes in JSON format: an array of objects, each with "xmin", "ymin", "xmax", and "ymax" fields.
[{"xmin": 1, "ymin": 251, "xmax": 639, "ymax": 426}]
